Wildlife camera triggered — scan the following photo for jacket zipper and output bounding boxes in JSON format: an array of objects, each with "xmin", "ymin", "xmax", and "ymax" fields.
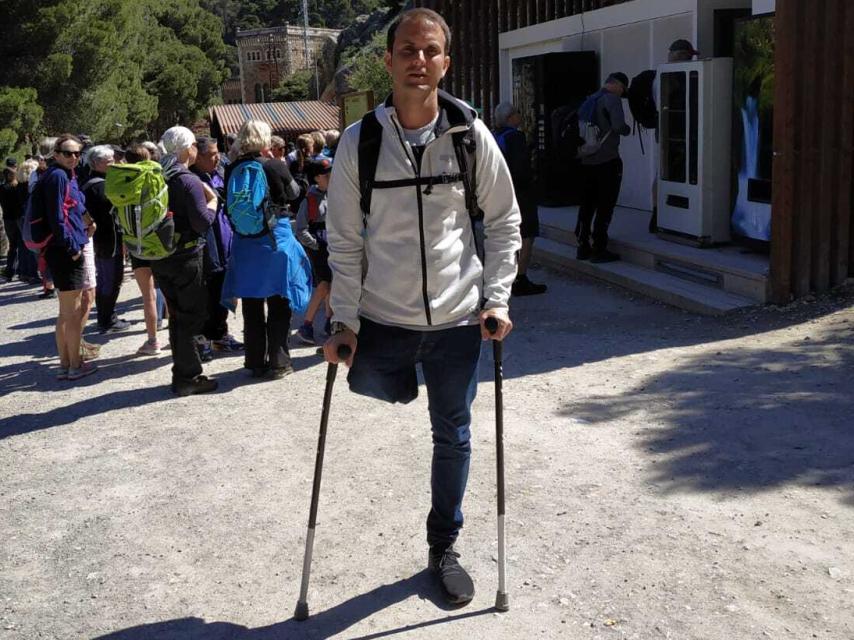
[{"xmin": 390, "ymin": 116, "xmax": 432, "ymax": 325}]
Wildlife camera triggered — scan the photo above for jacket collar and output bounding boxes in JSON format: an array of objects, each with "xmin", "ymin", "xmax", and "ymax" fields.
[{"xmin": 381, "ymin": 89, "xmax": 477, "ymax": 137}]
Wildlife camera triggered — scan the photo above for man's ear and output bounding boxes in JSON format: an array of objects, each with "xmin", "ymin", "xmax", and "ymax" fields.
[{"xmin": 384, "ymin": 50, "xmax": 393, "ymax": 74}]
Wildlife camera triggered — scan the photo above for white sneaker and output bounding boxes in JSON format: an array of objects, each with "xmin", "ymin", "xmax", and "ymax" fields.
[{"xmin": 137, "ymin": 338, "xmax": 161, "ymax": 356}]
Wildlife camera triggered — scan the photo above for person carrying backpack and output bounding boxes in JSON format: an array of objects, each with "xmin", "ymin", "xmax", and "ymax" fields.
[
  {"xmin": 575, "ymin": 72, "xmax": 631, "ymax": 263},
  {"xmin": 221, "ymin": 119, "xmax": 309, "ymax": 379},
  {"xmin": 323, "ymin": 8, "xmax": 521, "ymax": 606},
  {"xmin": 151, "ymin": 126, "xmax": 218, "ymax": 396}
]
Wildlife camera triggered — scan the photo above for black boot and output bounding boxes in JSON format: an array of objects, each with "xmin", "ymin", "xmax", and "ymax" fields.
[
  {"xmin": 511, "ymin": 274, "xmax": 547, "ymax": 296},
  {"xmin": 171, "ymin": 375, "xmax": 218, "ymax": 397},
  {"xmin": 429, "ymin": 545, "xmax": 475, "ymax": 605}
]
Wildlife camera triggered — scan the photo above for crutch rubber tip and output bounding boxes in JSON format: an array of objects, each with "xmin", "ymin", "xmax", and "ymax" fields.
[
  {"xmin": 294, "ymin": 601, "xmax": 310, "ymax": 621},
  {"xmin": 494, "ymin": 591, "xmax": 510, "ymax": 612}
]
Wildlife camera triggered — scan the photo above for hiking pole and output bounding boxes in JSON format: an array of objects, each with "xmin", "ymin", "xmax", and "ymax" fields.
[
  {"xmin": 484, "ymin": 316, "xmax": 509, "ymax": 612},
  {"xmin": 294, "ymin": 344, "xmax": 352, "ymax": 622}
]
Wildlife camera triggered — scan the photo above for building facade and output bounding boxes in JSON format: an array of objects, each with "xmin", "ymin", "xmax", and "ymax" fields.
[{"xmin": 235, "ymin": 25, "xmax": 342, "ymax": 104}]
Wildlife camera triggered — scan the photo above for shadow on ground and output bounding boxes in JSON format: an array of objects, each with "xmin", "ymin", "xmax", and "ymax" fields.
[
  {"xmin": 561, "ymin": 324, "xmax": 854, "ymax": 503},
  {"xmin": 93, "ymin": 571, "xmax": 493, "ymax": 640}
]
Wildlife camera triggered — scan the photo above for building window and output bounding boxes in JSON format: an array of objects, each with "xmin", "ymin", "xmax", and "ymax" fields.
[
  {"xmin": 263, "ymin": 84, "xmax": 270, "ymax": 102},
  {"xmin": 276, "ymin": 49, "xmax": 281, "ymax": 59},
  {"xmin": 255, "ymin": 84, "xmax": 262, "ymax": 103}
]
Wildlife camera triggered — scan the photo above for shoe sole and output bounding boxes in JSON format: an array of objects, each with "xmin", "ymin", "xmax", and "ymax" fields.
[{"xmin": 67, "ymin": 367, "xmax": 98, "ymax": 381}]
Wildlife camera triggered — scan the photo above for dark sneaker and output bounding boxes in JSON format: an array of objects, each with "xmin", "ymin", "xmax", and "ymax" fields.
[
  {"xmin": 590, "ymin": 249, "xmax": 621, "ymax": 264},
  {"xmin": 248, "ymin": 367, "xmax": 268, "ymax": 379},
  {"xmin": 428, "ymin": 546, "xmax": 475, "ymax": 605},
  {"xmin": 39, "ymin": 288, "xmax": 57, "ymax": 299},
  {"xmin": 101, "ymin": 318, "xmax": 132, "ymax": 334},
  {"xmin": 512, "ymin": 275, "xmax": 547, "ymax": 297},
  {"xmin": 67, "ymin": 361, "xmax": 98, "ymax": 381},
  {"xmin": 171, "ymin": 375, "xmax": 218, "ymax": 397},
  {"xmin": 266, "ymin": 364, "xmax": 295, "ymax": 379},
  {"xmin": 212, "ymin": 334, "xmax": 244, "ymax": 351},
  {"xmin": 576, "ymin": 244, "xmax": 592, "ymax": 261},
  {"xmin": 296, "ymin": 323, "xmax": 315, "ymax": 345}
]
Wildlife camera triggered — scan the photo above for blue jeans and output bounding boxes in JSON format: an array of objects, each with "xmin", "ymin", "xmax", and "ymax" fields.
[{"xmin": 348, "ymin": 317, "xmax": 482, "ymax": 549}]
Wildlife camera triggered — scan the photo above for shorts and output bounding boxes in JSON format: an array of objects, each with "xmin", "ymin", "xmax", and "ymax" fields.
[
  {"xmin": 306, "ymin": 244, "xmax": 332, "ymax": 284},
  {"xmin": 130, "ymin": 255, "xmax": 151, "ymax": 270},
  {"xmin": 82, "ymin": 239, "xmax": 96, "ymax": 290},
  {"xmin": 43, "ymin": 245, "xmax": 85, "ymax": 292},
  {"xmin": 517, "ymin": 187, "xmax": 540, "ymax": 239}
]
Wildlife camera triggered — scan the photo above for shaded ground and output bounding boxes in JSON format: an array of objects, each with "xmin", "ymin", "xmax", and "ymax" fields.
[{"xmin": 1, "ymin": 267, "xmax": 852, "ymax": 640}]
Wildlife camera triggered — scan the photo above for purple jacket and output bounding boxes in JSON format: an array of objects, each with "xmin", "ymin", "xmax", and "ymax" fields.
[
  {"xmin": 42, "ymin": 166, "xmax": 88, "ymax": 256},
  {"xmin": 165, "ymin": 165, "xmax": 215, "ymax": 256}
]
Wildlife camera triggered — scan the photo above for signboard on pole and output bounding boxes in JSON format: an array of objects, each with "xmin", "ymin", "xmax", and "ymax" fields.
[{"xmin": 340, "ymin": 91, "xmax": 375, "ymax": 129}]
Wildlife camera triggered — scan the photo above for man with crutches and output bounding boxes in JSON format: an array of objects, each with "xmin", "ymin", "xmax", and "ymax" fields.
[{"xmin": 310, "ymin": 7, "xmax": 520, "ymax": 609}]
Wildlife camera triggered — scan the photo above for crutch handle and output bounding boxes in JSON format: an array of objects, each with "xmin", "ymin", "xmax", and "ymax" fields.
[
  {"xmin": 484, "ymin": 316, "xmax": 499, "ymax": 335},
  {"xmin": 337, "ymin": 344, "xmax": 352, "ymax": 359}
]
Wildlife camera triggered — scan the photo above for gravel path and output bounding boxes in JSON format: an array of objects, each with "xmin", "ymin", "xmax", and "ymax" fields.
[{"xmin": 1, "ymin": 267, "xmax": 852, "ymax": 640}]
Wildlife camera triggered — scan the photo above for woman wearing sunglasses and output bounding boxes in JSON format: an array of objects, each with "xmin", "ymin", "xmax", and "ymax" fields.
[{"xmin": 40, "ymin": 134, "xmax": 97, "ymax": 380}]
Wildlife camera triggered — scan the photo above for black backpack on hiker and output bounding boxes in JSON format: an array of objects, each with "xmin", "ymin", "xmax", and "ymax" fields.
[
  {"xmin": 357, "ymin": 110, "xmax": 483, "ymax": 227},
  {"xmin": 627, "ymin": 69, "xmax": 659, "ymax": 154}
]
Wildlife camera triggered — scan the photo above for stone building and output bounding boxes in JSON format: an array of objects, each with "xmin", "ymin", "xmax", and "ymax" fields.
[{"xmin": 235, "ymin": 25, "xmax": 342, "ymax": 104}]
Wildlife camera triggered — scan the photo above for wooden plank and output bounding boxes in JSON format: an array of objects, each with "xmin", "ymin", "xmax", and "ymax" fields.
[
  {"xmin": 770, "ymin": 0, "xmax": 798, "ymax": 303},
  {"xmin": 838, "ymin": 1, "xmax": 854, "ymax": 281}
]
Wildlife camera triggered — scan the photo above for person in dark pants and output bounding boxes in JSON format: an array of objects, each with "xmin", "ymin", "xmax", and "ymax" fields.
[
  {"xmin": 190, "ymin": 136, "xmax": 242, "ymax": 352},
  {"xmin": 1, "ymin": 168, "xmax": 24, "ymax": 281},
  {"xmin": 492, "ymin": 102, "xmax": 547, "ymax": 296},
  {"xmin": 81, "ymin": 145, "xmax": 131, "ymax": 333},
  {"xmin": 152, "ymin": 126, "xmax": 217, "ymax": 396},
  {"xmin": 324, "ymin": 8, "xmax": 521, "ymax": 607},
  {"xmin": 221, "ymin": 119, "xmax": 305, "ymax": 379},
  {"xmin": 576, "ymin": 72, "xmax": 631, "ymax": 263}
]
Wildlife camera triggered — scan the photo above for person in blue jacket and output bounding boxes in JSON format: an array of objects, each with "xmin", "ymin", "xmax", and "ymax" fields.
[
  {"xmin": 39, "ymin": 134, "xmax": 97, "ymax": 381},
  {"xmin": 221, "ymin": 119, "xmax": 311, "ymax": 379}
]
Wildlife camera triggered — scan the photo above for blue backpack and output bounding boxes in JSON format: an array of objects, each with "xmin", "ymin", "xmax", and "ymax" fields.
[{"xmin": 226, "ymin": 160, "xmax": 277, "ymax": 237}]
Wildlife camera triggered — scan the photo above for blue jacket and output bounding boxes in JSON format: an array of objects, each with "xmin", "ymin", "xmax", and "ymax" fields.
[
  {"xmin": 220, "ymin": 217, "xmax": 312, "ymax": 313},
  {"xmin": 42, "ymin": 166, "xmax": 88, "ymax": 256}
]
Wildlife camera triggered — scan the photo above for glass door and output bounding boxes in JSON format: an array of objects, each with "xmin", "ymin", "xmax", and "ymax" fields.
[{"xmin": 660, "ymin": 71, "xmax": 687, "ymax": 183}]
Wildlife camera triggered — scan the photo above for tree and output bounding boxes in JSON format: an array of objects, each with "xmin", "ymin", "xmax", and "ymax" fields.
[
  {"xmin": 347, "ymin": 32, "xmax": 392, "ymax": 102},
  {"xmin": 272, "ymin": 70, "xmax": 314, "ymax": 102},
  {"xmin": 0, "ymin": 87, "xmax": 43, "ymax": 160}
]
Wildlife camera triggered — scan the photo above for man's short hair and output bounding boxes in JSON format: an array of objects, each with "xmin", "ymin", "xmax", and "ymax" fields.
[
  {"xmin": 195, "ymin": 136, "xmax": 218, "ymax": 155},
  {"xmin": 270, "ymin": 135, "xmax": 286, "ymax": 150},
  {"xmin": 493, "ymin": 102, "xmax": 518, "ymax": 129},
  {"xmin": 387, "ymin": 8, "xmax": 452, "ymax": 54}
]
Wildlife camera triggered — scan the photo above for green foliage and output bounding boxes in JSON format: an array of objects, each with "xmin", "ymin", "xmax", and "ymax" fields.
[
  {"xmin": 0, "ymin": 87, "xmax": 43, "ymax": 160},
  {"xmin": 347, "ymin": 31, "xmax": 392, "ymax": 102},
  {"xmin": 272, "ymin": 69, "xmax": 315, "ymax": 102},
  {"xmin": 733, "ymin": 18, "xmax": 775, "ymax": 113}
]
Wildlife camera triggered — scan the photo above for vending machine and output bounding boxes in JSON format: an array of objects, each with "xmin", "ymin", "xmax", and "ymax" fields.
[
  {"xmin": 657, "ymin": 58, "xmax": 733, "ymax": 245},
  {"xmin": 512, "ymin": 51, "xmax": 598, "ymax": 205}
]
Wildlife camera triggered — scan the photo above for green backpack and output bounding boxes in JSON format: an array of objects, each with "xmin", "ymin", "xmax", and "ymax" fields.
[{"xmin": 105, "ymin": 160, "xmax": 177, "ymax": 260}]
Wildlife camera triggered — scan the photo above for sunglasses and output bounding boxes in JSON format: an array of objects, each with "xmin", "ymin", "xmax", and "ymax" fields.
[{"xmin": 58, "ymin": 150, "xmax": 82, "ymax": 158}]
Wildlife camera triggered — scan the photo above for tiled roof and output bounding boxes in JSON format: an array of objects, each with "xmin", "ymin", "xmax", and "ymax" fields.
[{"xmin": 209, "ymin": 101, "xmax": 340, "ymax": 137}]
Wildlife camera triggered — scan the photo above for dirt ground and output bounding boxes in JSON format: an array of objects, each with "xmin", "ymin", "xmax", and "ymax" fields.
[{"xmin": 1, "ymin": 266, "xmax": 852, "ymax": 640}]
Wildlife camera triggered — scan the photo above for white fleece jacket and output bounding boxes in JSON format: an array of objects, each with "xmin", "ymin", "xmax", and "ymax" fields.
[{"xmin": 326, "ymin": 92, "xmax": 522, "ymax": 333}]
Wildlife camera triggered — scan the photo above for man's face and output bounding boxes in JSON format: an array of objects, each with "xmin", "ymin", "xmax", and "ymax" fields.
[
  {"xmin": 271, "ymin": 146, "xmax": 284, "ymax": 159},
  {"xmin": 384, "ymin": 18, "xmax": 449, "ymax": 95},
  {"xmin": 54, "ymin": 141, "xmax": 83, "ymax": 171},
  {"xmin": 194, "ymin": 145, "xmax": 219, "ymax": 174},
  {"xmin": 93, "ymin": 155, "xmax": 114, "ymax": 174}
]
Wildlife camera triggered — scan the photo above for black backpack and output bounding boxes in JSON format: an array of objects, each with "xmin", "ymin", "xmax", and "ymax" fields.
[
  {"xmin": 357, "ymin": 110, "xmax": 482, "ymax": 226},
  {"xmin": 628, "ymin": 69, "xmax": 659, "ymax": 130}
]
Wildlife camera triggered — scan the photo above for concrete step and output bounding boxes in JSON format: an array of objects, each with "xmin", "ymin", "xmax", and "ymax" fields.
[
  {"xmin": 534, "ymin": 237, "xmax": 758, "ymax": 315},
  {"xmin": 540, "ymin": 221, "xmax": 769, "ymax": 303}
]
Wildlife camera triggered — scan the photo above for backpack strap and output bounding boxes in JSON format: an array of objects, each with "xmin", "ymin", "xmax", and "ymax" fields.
[
  {"xmin": 358, "ymin": 110, "xmax": 383, "ymax": 226},
  {"xmin": 452, "ymin": 127, "xmax": 482, "ymax": 221},
  {"xmin": 81, "ymin": 177, "xmax": 105, "ymax": 192}
]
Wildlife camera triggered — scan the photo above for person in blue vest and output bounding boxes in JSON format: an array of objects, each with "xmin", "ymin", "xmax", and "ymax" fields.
[{"xmin": 493, "ymin": 101, "xmax": 547, "ymax": 296}]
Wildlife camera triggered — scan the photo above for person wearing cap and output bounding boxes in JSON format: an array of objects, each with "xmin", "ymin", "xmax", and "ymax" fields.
[
  {"xmin": 576, "ymin": 71, "xmax": 631, "ymax": 263},
  {"xmin": 295, "ymin": 157, "xmax": 333, "ymax": 344},
  {"xmin": 153, "ymin": 125, "xmax": 219, "ymax": 396}
]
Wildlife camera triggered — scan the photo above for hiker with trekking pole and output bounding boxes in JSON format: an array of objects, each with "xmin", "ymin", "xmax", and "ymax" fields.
[{"xmin": 294, "ymin": 7, "xmax": 521, "ymax": 616}]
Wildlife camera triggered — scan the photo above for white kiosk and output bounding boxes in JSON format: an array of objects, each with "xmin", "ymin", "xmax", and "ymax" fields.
[{"xmin": 657, "ymin": 58, "xmax": 733, "ymax": 246}]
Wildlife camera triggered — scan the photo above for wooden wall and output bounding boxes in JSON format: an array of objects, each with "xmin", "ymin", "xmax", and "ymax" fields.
[{"xmin": 770, "ymin": 0, "xmax": 854, "ymax": 302}]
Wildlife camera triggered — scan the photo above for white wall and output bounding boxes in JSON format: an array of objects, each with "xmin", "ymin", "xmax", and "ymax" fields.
[
  {"xmin": 752, "ymin": 0, "xmax": 775, "ymax": 15},
  {"xmin": 498, "ymin": 0, "xmax": 754, "ymax": 211}
]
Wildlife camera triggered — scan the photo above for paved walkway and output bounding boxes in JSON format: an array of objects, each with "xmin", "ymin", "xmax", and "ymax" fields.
[{"xmin": 1, "ymin": 267, "xmax": 852, "ymax": 639}]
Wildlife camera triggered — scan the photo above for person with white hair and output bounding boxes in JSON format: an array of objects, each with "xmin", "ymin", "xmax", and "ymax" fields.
[
  {"xmin": 221, "ymin": 118, "xmax": 307, "ymax": 379},
  {"xmin": 82, "ymin": 145, "xmax": 130, "ymax": 334},
  {"xmin": 152, "ymin": 125, "xmax": 219, "ymax": 396},
  {"xmin": 493, "ymin": 101, "xmax": 547, "ymax": 296}
]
